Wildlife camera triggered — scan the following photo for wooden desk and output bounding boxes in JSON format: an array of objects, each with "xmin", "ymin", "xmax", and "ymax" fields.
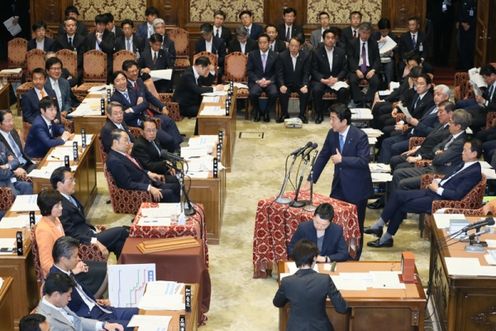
[
  {"xmin": 0, "ymin": 277, "xmax": 14, "ymax": 331},
  {"xmin": 0, "ymin": 83, "xmax": 10, "ymax": 109},
  {"xmin": 30, "ymin": 135, "xmax": 97, "ymax": 212},
  {"xmin": 429, "ymin": 216, "xmax": 496, "ymax": 331},
  {"xmin": 0, "ymin": 229, "xmax": 39, "ymax": 329},
  {"xmin": 278, "ymin": 261, "xmax": 426, "ymax": 331},
  {"xmin": 197, "ymin": 92, "xmax": 237, "ymax": 171},
  {"xmin": 138, "ymin": 283, "xmax": 199, "ymax": 331},
  {"xmin": 188, "ymin": 170, "xmax": 225, "ymax": 244}
]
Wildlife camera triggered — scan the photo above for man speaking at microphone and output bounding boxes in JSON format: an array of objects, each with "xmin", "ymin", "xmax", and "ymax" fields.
[{"xmin": 306, "ymin": 104, "xmax": 372, "ymax": 258}]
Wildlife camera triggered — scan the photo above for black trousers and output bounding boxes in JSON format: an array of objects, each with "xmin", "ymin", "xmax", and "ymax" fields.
[
  {"xmin": 311, "ymin": 83, "xmax": 349, "ymax": 115},
  {"xmin": 279, "ymin": 85, "xmax": 309, "ymax": 117},
  {"xmin": 95, "ymin": 227, "xmax": 129, "ymax": 258}
]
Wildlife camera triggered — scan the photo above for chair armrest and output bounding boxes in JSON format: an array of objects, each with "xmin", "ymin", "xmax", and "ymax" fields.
[
  {"xmin": 415, "ymin": 159, "xmax": 433, "ymax": 168},
  {"xmin": 78, "ymin": 244, "xmax": 107, "ymax": 261}
]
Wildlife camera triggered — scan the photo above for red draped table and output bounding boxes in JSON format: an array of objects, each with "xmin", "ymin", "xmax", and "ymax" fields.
[
  {"xmin": 130, "ymin": 202, "xmax": 209, "ymax": 265},
  {"xmin": 252, "ymin": 192, "xmax": 361, "ymax": 278}
]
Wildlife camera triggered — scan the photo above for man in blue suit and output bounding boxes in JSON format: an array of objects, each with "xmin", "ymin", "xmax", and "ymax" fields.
[
  {"xmin": 21, "ymin": 68, "xmax": 58, "ymax": 124},
  {"xmin": 45, "ymin": 57, "xmax": 72, "ymax": 114},
  {"xmin": 136, "ymin": 6, "xmax": 159, "ymax": 41},
  {"xmin": 25, "ymin": 97, "xmax": 73, "ymax": 158},
  {"xmin": 366, "ymin": 140, "xmax": 483, "ymax": 247},
  {"xmin": 0, "ymin": 141, "xmax": 32, "ymax": 195},
  {"xmin": 288, "ymin": 203, "xmax": 349, "ymax": 262},
  {"xmin": 308, "ymin": 104, "xmax": 373, "ymax": 257},
  {"xmin": 49, "ymin": 236, "xmax": 137, "ymax": 329},
  {"xmin": 239, "ymin": 10, "xmax": 264, "ymax": 40}
]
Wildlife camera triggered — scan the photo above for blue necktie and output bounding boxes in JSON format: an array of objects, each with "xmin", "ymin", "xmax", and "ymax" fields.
[
  {"xmin": 122, "ymin": 91, "xmax": 131, "ymax": 104},
  {"xmin": 8, "ymin": 133, "xmax": 27, "ymax": 164},
  {"xmin": 339, "ymin": 134, "xmax": 345, "ymax": 151}
]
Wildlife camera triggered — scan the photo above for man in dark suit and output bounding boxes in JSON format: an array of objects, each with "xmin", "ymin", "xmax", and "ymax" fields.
[
  {"xmin": 115, "ymin": 19, "xmax": 144, "ymax": 55},
  {"xmin": 465, "ymin": 64, "xmax": 496, "ymax": 132},
  {"xmin": 57, "ymin": 5, "xmax": 89, "ymax": 37},
  {"xmin": 392, "ymin": 109, "xmax": 471, "ymax": 192},
  {"xmin": 25, "ymin": 97, "xmax": 72, "ymax": 158},
  {"xmin": 104, "ymin": 13, "xmax": 124, "ymax": 40},
  {"xmin": 0, "ymin": 109, "xmax": 35, "ymax": 172},
  {"xmin": 195, "ymin": 23, "xmax": 226, "ymax": 69},
  {"xmin": 276, "ymin": 7, "xmax": 303, "ymax": 45},
  {"xmin": 340, "ymin": 11, "xmax": 362, "ymax": 51},
  {"xmin": 84, "ymin": 14, "xmax": 115, "ymax": 80},
  {"xmin": 277, "ymin": 37, "xmax": 310, "ymax": 123},
  {"xmin": 0, "ymin": 141, "xmax": 32, "ymax": 195},
  {"xmin": 347, "ymin": 22, "xmax": 381, "ymax": 107},
  {"xmin": 457, "ymin": 0, "xmax": 477, "ymax": 70},
  {"xmin": 139, "ymin": 33, "xmax": 173, "ymax": 92},
  {"xmin": 45, "ymin": 57, "xmax": 72, "ymax": 114},
  {"xmin": 265, "ymin": 25, "xmax": 287, "ymax": 54},
  {"xmin": 21, "ymin": 68, "xmax": 58, "ymax": 124},
  {"xmin": 137, "ymin": 6, "xmax": 159, "ymax": 41},
  {"xmin": 247, "ymin": 34, "xmax": 278, "ymax": 122},
  {"xmin": 100, "ymin": 102, "xmax": 135, "ymax": 153},
  {"xmin": 239, "ymin": 10, "xmax": 263, "ymax": 40},
  {"xmin": 212, "ymin": 10, "xmax": 232, "ymax": 47},
  {"xmin": 273, "ymin": 239, "xmax": 348, "ymax": 331},
  {"xmin": 51, "ymin": 167, "xmax": 129, "ymax": 258},
  {"xmin": 228, "ymin": 27, "xmax": 258, "ymax": 54},
  {"xmin": 308, "ymin": 105, "xmax": 372, "ymax": 256},
  {"xmin": 172, "ymin": 56, "xmax": 223, "ymax": 117},
  {"xmin": 310, "ymin": 29, "xmax": 349, "ymax": 124},
  {"xmin": 378, "ymin": 74, "xmax": 436, "ymax": 163},
  {"xmin": 49, "ymin": 237, "xmax": 136, "ymax": 326},
  {"xmin": 310, "ymin": 11, "xmax": 331, "ymax": 48},
  {"xmin": 288, "ymin": 203, "xmax": 349, "ymax": 262},
  {"xmin": 53, "ymin": 17, "xmax": 85, "ymax": 84},
  {"xmin": 27, "ymin": 21, "xmax": 54, "ymax": 52},
  {"xmin": 150, "ymin": 18, "xmax": 176, "ymax": 67},
  {"xmin": 398, "ymin": 16, "xmax": 428, "ymax": 63},
  {"xmin": 366, "ymin": 140, "xmax": 483, "ymax": 247},
  {"xmin": 106, "ymin": 130, "xmax": 180, "ymax": 202},
  {"xmin": 110, "ymin": 71, "xmax": 148, "ymax": 128}
]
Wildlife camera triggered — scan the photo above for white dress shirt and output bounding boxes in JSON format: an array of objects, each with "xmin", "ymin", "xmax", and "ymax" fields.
[
  {"xmin": 325, "ymin": 46, "xmax": 334, "ymax": 72},
  {"xmin": 49, "ymin": 77, "xmax": 63, "ymax": 110}
]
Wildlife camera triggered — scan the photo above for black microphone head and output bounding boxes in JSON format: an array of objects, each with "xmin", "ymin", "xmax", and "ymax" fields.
[
  {"xmin": 304, "ymin": 141, "xmax": 313, "ymax": 148},
  {"xmin": 487, "ymin": 217, "xmax": 495, "ymax": 226},
  {"xmin": 311, "ymin": 143, "xmax": 318, "ymax": 149}
]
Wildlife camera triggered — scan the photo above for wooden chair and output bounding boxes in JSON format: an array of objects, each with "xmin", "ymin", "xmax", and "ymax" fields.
[
  {"xmin": 164, "ymin": 101, "xmax": 182, "ymax": 122},
  {"xmin": 55, "ymin": 49, "xmax": 78, "ymax": 79},
  {"xmin": 453, "ymin": 72, "xmax": 472, "ymax": 102},
  {"xmin": 83, "ymin": 50, "xmax": 107, "ymax": 83},
  {"xmin": 25, "ymin": 49, "xmax": 46, "ymax": 81},
  {"xmin": 223, "ymin": 52, "xmax": 250, "ymax": 118},
  {"xmin": 167, "ymin": 28, "xmax": 190, "ymax": 69},
  {"xmin": 103, "ymin": 164, "xmax": 153, "ymax": 214},
  {"xmin": 7, "ymin": 37, "xmax": 27, "ymax": 68},
  {"xmin": 193, "ymin": 51, "xmax": 218, "ymax": 76},
  {"xmin": 113, "ymin": 50, "xmax": 136, "ymax": 73},
  {"xmin": 0, "ymin": 187, "xmax": 15, "ymax": 213}
]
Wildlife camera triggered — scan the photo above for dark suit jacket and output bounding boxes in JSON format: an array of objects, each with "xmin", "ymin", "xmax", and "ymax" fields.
[
  {"xmin": 340, "ymin": 26, "xmax": 358, "ymax": 50},
  {"xmin": 195, "ymin": 36, "xmax": 226, "ymax": 67},
  {"xmin": 172, "ymin": 67, "xmax": 214, "ymax": 108},
  {"xmin": 269, "ymin": 39, "xmax": 287, "ymax": 54},
  {"xmin": 311, "ymin": 125, "xmax": 373, "ymax": 203},
  {"xmin": 273, "ymin": 269, "xmax": 348, "ymax": 331},
  {"xmin": 110, "ymin": 89, "xmax": 148, "ymax": 127},
  {"xmin": 44, "ymin": 78, "xmax": 72, "ymax": 113},
  {"xmin": 411, "ymin": 104, "xmax": 438, "ymax": 137},
  {"xmin": 0, "ymin": 129, "xmax": 33, "ymax": 167},
  {"xmin": 437, "ymin": 162, "xmax": 482, "ymax": 200},
  {"xmin": 416, "ymin": 123, "xmax": 450, "ymax": 157},
  {"xmin": 53, "ymin": 33, "xmax": 85, "ymax": 53},
  {"xmin": 276, "ymin": 24, "xmax": 304, "ymax": 42},
  {"xmin": 288, "ymin": 221, "xmax": 349, "ymax": 261},
  {"xmin": 139, "ymin": 47, "xmax": 171, "ymax": 70},
  {"xmin": 311, "ymin": 45, "xmax": 348, "ymax": 82},
  {"xmin": 84, "ymin": 30, "xmax": 115, "ymax": 55},
  {"xmin": 228, "ymin": 38, "xmax": 258, "ymax": 54},
  {"xmin": 246, "ymin": 23, "xmax": 264, "ymax": 40},
  {"xmin": 106, "ymin": 149, "xmax": 152, "ymax": 191},
  {"xmin": 100, "ymin": 119, "xmax": 135, "ymax": 153},
  {"xmin": 407, "ymin": 91, "xmax": 435, "ymax": 120},
  {"xmin": 276, "ymin": 50, "xmax": 310, "ymax": 88},
  {"xmin": 482, "ymin": 82, "xmax": 496, "ymax": 110},
  {"xmin": 21, "ymin": 88, "xmax": 58, "ymax": 123},
  {"xmin": 430, "ymin": 132, "xmax": 467, "ymax": 174},
  {"xmin": 57, "ymin": 21, "xmax": 89, "ymax": 37},
  {"xmin": 399, "ymin": 31, "xmax": 427, "ymax": 60},
  {"xmin": 144, "ymin": 36, "xmax": 176, "ymax": 65},
  {"xmin": 128, "ymin": 78, "xmax": 163, "ymax": 111},
  {"xmin": 213, "ymin": 26, "xmax": 232, "ymax": 46},
  {"xmin": 59, "ymin": 195, "xmax": 96, "ymax": 244},
  {"xmin": 24, "ymin": 115, "xmax": 65, "ymax": 158},
  {"xmin": 347, "ymin": 38, "xmax": 381, "ymax": 73},
  {"xmin": 131, "ymin": 136, "xmax": 169, "ymax": 175},
  {"xmin": 110, "ymin": 26, "xmax": 124, "ymax": 40},
  {"xmin": 115, "ymin": 34, "xmax": 145, "ymax": 54},
  {"xmin": 27, "ymin": 37, "xmax": 54, "ymax": 52},
  {"xmin": 136, "ymin": 22, "xmax": 153, "ymax": 41},
  {"xmin": 247, "ymin": 49, "xmax": 278, "ymax": 87}
]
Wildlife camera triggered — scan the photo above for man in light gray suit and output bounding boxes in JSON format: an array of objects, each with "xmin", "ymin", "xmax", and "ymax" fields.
[
  {"xmin": 36, "ymin": 273, "xmax": 124, "ymax": 331},
  {"xmin": 310, "ymin": 11, "xmax": 331, "ymax": 48},
  {"xmin": 44, "ymin": 56, "xmax": 73, "ymax": 114}
]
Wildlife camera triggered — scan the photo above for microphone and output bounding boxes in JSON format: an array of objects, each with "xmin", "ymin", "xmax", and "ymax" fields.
[
  {"xmin": 160, "ymin": 150, "xmax": 184, "ymax": 162},
  {"xmin": 459, "ymin": 228, "xmax": 491, "ymax": 241},
  {"xmin": 461, "ymin": 217, "xmax": 495, "ymax": 232},
  {"xmin": 290, "ymin": 141, "xmax": 312, "ymax": 156},
  {"xmin": 302, "ymin": 143, "xmax": 318, "ymax": 158}
]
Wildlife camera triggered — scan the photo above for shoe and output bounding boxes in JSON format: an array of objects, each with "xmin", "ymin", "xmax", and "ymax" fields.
[
  {"xmin": 364, "ymin": 227, "xmax": 383, "ymax": 237},
  {"xmin": 264, "ymin": 113, "xmax": 270, "ymax": 122},
  {"xmin": 315, "ymin": 116, "xmax": 323, "ymax": 124},
  {"xmin": 298, "ymin": 115, "xmax": 308, "ymax": 124},
  {"xmin": 367, "ymin": 238, "xmax": 394, "ymax": 248},
  {"xmin": 276, "ymin": 115, "xmax": 289, "ymax": 123},
  {"xmin": 253, "ymin": 112, "xmax": 260, "ymax": 122},
  {"xmin": 367, "ymin": 197, "xmax": 385, "ymax": 209}
]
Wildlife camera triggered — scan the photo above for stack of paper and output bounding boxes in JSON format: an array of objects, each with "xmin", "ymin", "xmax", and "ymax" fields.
[
  {"xmin": 138, "ymin": 281, "xmax": 185, "ymax": 310},
  {"xmin": 141, "ymin": 203, "xmax": 181, "ymax": 218},
  {"xmin": 150, "ymin": 69, "xmax": 173, "ymax": 81},
  {"xmin": 231, "ymin": 82, "xmax": 248, "ymax": 89},
  {"xmin": 371, "ymin": 173, "xmax": 393, "ymax": 183},
  {"xmin": 202, "ymin": 96, "xmax": 220, "ymax": 103},
  {"xmin": 0, "ymin": 238, "xmax": 16, "ymax": 253},
  {"xmin": 181, "ymin": 146, "xmax": 211, "ymax": 159},
  {"xmin": 200, "ymin": 106, "xmax": 225, "ymax": 116},
  {"xmin": 186, "ymin": 155, "xmax": 224, "ymax": 173},
  {"xmin": 28, "ymin": 164, "xmax": 77, "ymax": 179},
  {"xmin": 70, "ymin": 101, "xmax": 102, "ymax": 117},
  {"xmin": 188, "ymin": 135, "xmax": 218, "ymax": 147},
  {"xmin": 202, "ymin": 91, "xmax": 227, "ymax": 97},
  {"xmin": 351, "ymin": 108, "xmax": 373, "ymax": 120},
  {"xmin": 369, "ymin": 163, "xmax": 391, "ymax": 173},
  {"xmin": 361, "ymin": 128, "xmax": 384, "ymax": 138},
  {"xmin": 9, "ymin": 195, "xmax": 39, "ymax": 212},
  {"xmin": 127, "ymin": 315, "xmax": 172, "ymax": 331},
  {"xmin": 0, "ymin": 214, "xmax": 40, "ymax": 229},
  {"xmin": 330, "ymin": 81, "xmax": 349, "ymax": 91},
  {"xmin": 378, "ymin": 35, "xmax": 397, "ymax": 55},
  {"xmin": 0, "ymin": 67, "xmax": 22, "ymax": 75}
]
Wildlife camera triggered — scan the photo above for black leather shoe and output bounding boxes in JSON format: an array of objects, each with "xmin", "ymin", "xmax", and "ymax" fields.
[
  {"xmin": 315, "ymin": 116, "xmax": 323, "ymax": 124},
  {"xmin": 367, "ymin": 238, "xmax": 394, "ymax": 248},
  {"xmin": 253, "ymin": 112, "xmax": 260, "ymax": 122},
  {"xmin": 367, "ymin": 197, "xmax": 385, "ymax": 209},
  {"xmin": 264, "ymin": 113, "xmax": 270, "ymax": 122},
  {"xmin": 276, "ymin": 115, "xmax": 289, "ymax": 123},
  {"xmin": 298, "ymin": 115, "xmax": 308, "ymax": 124},
  {"xmin": 364, "ymin": 227, "xmax": 383, "ymax": 237}
]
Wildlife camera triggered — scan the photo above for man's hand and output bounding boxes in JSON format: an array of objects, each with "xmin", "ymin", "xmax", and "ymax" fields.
[
  {"xmin": 355, "ymin": 70, "xmax": 364, "ymax": 79},
  {"xmin": 406, "ymin": 156, "xmax": 420, "ymax": 163},
  {"xmin": 214, "ymin": 84, "xmax": 224, "ymax": 91},
  {"xmin": 148, "ymin": 172, "xmax": 164, "ymax": 182},
  {"xmin": 327, "ymin": 77, "xmax": 338, "ymax": 86},
  {"xmin": 428, "ymin": 181, "xmax": 439, "ymax": 192},
  {"xmin": 330, "ymin": 149, "xmax": 342, "ymax": 164},
  {"xmin": 61, "ymin": 131, "xmax": 73, "ymax": 142},
  {"xmin": 435, "ymin": 149, "xmax": 444, "ymax": 155},
  {"xmin": 13, "ymin": 168, "xmax": 27, "ymax": 177},
  {"xmin": 124, "ymin": 107, "xmax": 134, "ymax": 113},
  {"xmin": 279, "ymin": 85, "xmax": 288, "ymax": 94},
  {"xmin": 300, "ymin": 85, "xmax": 308, "ymax": 94},
  {"xmin": 141, "ymin": 67, "xmax": 151, "ymax": 74},
  {"xmin": 95, "ymin": 241, "xmax": 109, "ymax": 258},
  {"xmin": 405, "ymin": 116, "xmax": 419, "ymax": 126},
  {"xmin": 476, "ymin": 95, "xmax": 486, "ymax": 105},
  {"xmin": 72, "ymin": 261, "xmax": 88, "ymax": 275},
  {"xmin": 149, "ymin": 186, "xmax": 163, "ymax": 201},
  {"xmin": 136, "ymin": 96, "xmax": 144, "ymax": 105},
  {"xmin": 103, "ymin": 322, "xmax": 124, "ymax": 331},
  {"xmin": 161, "ymin": 106, "xmax": 169, "ymax": 115},
  {"xmin": 96, "ymin": 299, "xmax": 110, "ymax": 306},
  {"xmin": 461, "ymin": 22, "xmax": 470, "ymax": 31},
  {"xmin": 366, "ymin": 70, "xmax": 375, "ymax": 80},
  {"xmin": 316, "ymin": 255, "xmax": 327, "ymax": 263}
]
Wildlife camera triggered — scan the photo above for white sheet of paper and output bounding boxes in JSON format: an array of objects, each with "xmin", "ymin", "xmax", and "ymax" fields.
[
  {"xmin": 371, "ymin": 173, "xmax": 393, "ymax": 182},
  {"xmin": 369, "ymin": 163, "xmax": 391, "ymax": 173},
  {"xmin": 188, "ymin": 135, "xmax": 218, "ymax": 147},
  {"xmin": 486, "ymin": 240, "xmax": 496, "ymax": 248},
  {"xmin": 140, "ymin": 203, "xmax": 181, "ymax": 218},
  {"xmin": 232, "ymin": 82, "xmax": 248, "ymax": 89},
  {"xmin": 350, "ymin": 108, "xmax": 373, "ymax": 120},
  {"xmin": 3, "ymin": 17, "xmax": 22, "ymax": 36},
  {"xmin": 87, "ymin": 85, "xmax": 112, "ymax": 93},
  {"xmin": 389, "ymin": 81, "xmax": 400, "ymax": 90},
  {"xmin": 127, "ymin": 315, "xmax": 172, "ymax": 329},
  {"xmin": 330, "ymin": 81, "xmax": 349, "ymax": 91},
  {"xmin": 378, "ymin": 35, "xmax": 397, "ymax": 55},
  {"xmin": 0, "ymin": 215, "xmax": 41, "ymax": 229},
  {"xmin": 445, "ymin": 257, "xmax": 482, "ymax": 276},
  {"xmin": 185, "ymin": 171, "xmax": 210, "ymax": 179},
  {"xmin": 181, "ymin": 146, "xmax": 211, "ymax": 158},
  {"xmin": 150, "ymin": 69, "xmax": 173, "ymax": 81},
  {"xmin": 137, "ymin": 217, "xmax": 172, "ymax": 226},
  {"xmin": 10, "ymin": 195, "xmax": 39, "ymax": 212},
  {"xmin": 200, "ymin": 106, "xmax": 225, "ymax": 116},
  {"xmin": 433, "ymin": 214, "xmax": 466, "ymax": 229},
  {"xmin": 330, "ymin": 275, "xmax": 368, "ymax": 291},
  {"xmin": 361, "ymin": 128, "xmax": 384, "ymax": 138},
  {"xmin": 482, "ymin": 167, "xmax": 496, "ymax": 180},
  {"xmin": 0, "ymin": 238, "xmax": 16, "ymax": 249},
  {"xmin": 63, "ymin": 134, "xmax": 94, "ymax": 147},
  {"xmin": 0, "ymin": 68, "xmax": 22, "ymax": 75},
  {"xmin": 202, "ymin": 96, "xmax": 220, "ymax": 103},
  {"xmin": 370, "ymin": 271, "xmax": 406, "ymax": 289},
  {"xmin": 397, "ymin": 102, "xmax": 413, "ymax": 118},
  {"xmin": 138, "ymin": 294, "xmax": 184, "ymax": 310},
  {"xmin": 202, "ymin": 91, "xmax": 227, "ymax": 97}
]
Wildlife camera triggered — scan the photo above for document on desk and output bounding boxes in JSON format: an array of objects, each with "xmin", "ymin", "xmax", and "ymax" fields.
[
  {"xmin": 127, "ymin": 315, "xmax": 171, "ymax": 330},
  {"xmin": 87, "ymin": 84, "xmax": 112, "ymax": 93},
  {"xmin": 138, "ymin": 294, "xmax": 184, "ymax": 310},
  {"xmin": 445, "ymin": 257, "xmax": 483, "ymax": 276},
  {"xmin": 137, "ymin": 217, "xmax": 172, "ymax": 226},
  {"xmin": 202, "ymin": 96, "xmax": 220, "ymax": 103},
  {"xmin": 70, "ymin": 102, "xmax": 102, "ymax": 117},
  {"xmin": 369, "ymin": 163, "xmax": 391, "ymax": 173},
  {"xmin": 0, "ymin": 238, "xmax": 16, "ymax": 252},
  {"xmin": 146, "ymin": 281, "xmax": 184, "ymax": 295},
  {"xmin": 486, "ymin": 240, "xmax": 496, "ymax": 248},
  {"xmin": 370, "ymin": 271, "xmax": 405, "ymax": 289},
  {"xmin": 0, "ymin": 215, "xmax": 41, "ymax": 229},
  {"xmin": 29, "ymin": 163, "xmax": 76, "ymax": 179},
  {"xmin": 150, "ymin": 69, "xmax": 173, "ymax": 81},
  {"xmin": 181, "ymin": 146, "xmax": 211, "ymax": 158},
  {"xmin": 10, "ymin": 194, "xmax": 39, "ymax": 212},
  {"xmin": 371, "ymin": 173, "xmax": 393, "ymax": 182},
  {"xmin": 185, "ymin": 171, "xmax": 210, "ymax": 179},
  {"xmin": 200, "ymin": 106, "xmax": 225, "ymax": 116},
  {"xmin": 482, "ymin": 167, "xmax": 496, "ymax": 180},
  {"xmin": 361, "ymin": 128, "xmax": 384, "ymax": 138},
  {"xmin": 47, "ymin": 147, "xmax": 78, "ymax": 161},
  {"xmin": 188, "ymin": 135, "xmax": 218, "ymax": 147},
  {"xmin": 3, "ymin": 17, "xmax": 22, "ymax": 36},
  {"xmin": 330, "ymin": 274, "xmax": 369, "ymax": 291},
  {"xmin": 63, "ymin": 134, "xmax": 94, "ymax": 147},
  {"xmin": 141, "ymin": 203, "xmax": 181, "ymax": 218},
  {"xmin": 0, "ymin": 67, "xmax": 22, "ymax": 75},
  {"xmin": 432, "ymin": 213, "xmax": 465, "ymax": 229},
  {"xmin": 351, "ymin": 108, "xmax": 373, "ymax": 120},
  {"xmin": 202, "ymin": 91, "xmax": 227, "ymax": 97}
]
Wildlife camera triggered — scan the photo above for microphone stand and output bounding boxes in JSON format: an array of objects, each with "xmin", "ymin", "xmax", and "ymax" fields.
[
  {"xmin": 290, "ymin": 153, "xmax": 310, "ymax": 208},
  {"xmin": 171, "ymin": 160, "xmax": 196, "ymax": 218},
  {"xmin": 276, "ymin": 154, "xmax": 299, "ymax": 204},
  {"xmin": 303, "ymin": 150, "xmax": 319, "ymax": 212},
  {"xmin": 464, "ymin": 227, "xmax": 489, "ymax": 252}
]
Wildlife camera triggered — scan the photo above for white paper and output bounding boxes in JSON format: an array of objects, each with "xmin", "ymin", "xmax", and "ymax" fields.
[
  {"xmin": 0, "ymin": 238, "xmax": 16, "ymax": 250},
  {"xmin": 378, "ymin": 35, "xmax": 397, "ymax": 55},
  {"xmin": 370, "ymin": 271, "xmax": 405, "ymax": 289},
  {"xmin": 330, "ymin": 81, "xmax": 349, "ymax": 91},
  {"xmin": 378, "ymin": 90, "xmax": 392, "ymax": 96},
  {"xmin": 330, "ymin": 275, "xmax": 368, "ymax": 291},
  {"xmin": 0, "ymin": 215, "xmax": 41, "ymax": 229},
  {"xmin": 138, "ymin": 294, "xmax": 183, "ymax": 310},
  {"xmin": 433, "ymin": 214, "xmax": 466, "ymax": 229},
  {"xmin": 3, "ymin": 17, "xmax": 22, "ymax": 36},
  {"xmin": 200, "ymin": 106, "xmax": 225, "ymax": 116},
  {"xmin": 202, "ymin": 96, "xmax": 220, "ymax": 103},
  {"xmin": 484, "ymin": 252, "xmax": 496, "ymax": 265},
  {"xmin": 188, "ymin": 135, "xmax": 218, "ymax": 147},
  {"xmin": 128, "ymin": 315, "xmax": 172, "ymax": 329},
  {"xmin": 150, "ymin": 69, "xmax": 173, "ymax": 81},
  {"xmin": 389, "ymin": 82, "xmax": 400, "ymax": 90},
  {"xmin": 482, "ymin": 167, "xmax": 496, "ymax": 180},
  {"xmin": 88, "ymin": 85, "xmax": 112, "ymax": 93},
  {"xmin": 140, "ymin": 203, "xmax": 181, "ymax": 218},
  {"xmin": 445, "ymin": 257, "xmax": 482, "ymax": 276},
  {"xmin": 468, "ymin": 67, "xmax": 487, "ymax": 88},
  {"xmin": 232, "ymin": 82, "xmax": 248, "ymax": 89},
  {"xmin": 137, "ymin": 217, "xmax": 172, "ymax": 226},
  {"xmin": 185, "ymin": 171, "xmax": 210, "ymax": 179},
  {"xmin": 28, "ymin": 163, "xmax": 77, "ymax": 179},
  {"xmin": 186, "ymin": 155, "xmax": 224, "ymax": 172},
  {"xmin": 181, "ymin": 146, "xmax": 211, "ymax": 158},
  {"xmin": 361, "ymin": 128, "xmax": 384, "ymax": 138},
  {"xmin": 371, "ymin": 173, "xmax": 393, "ymax": 182},
  {"xmin": 350, "ymin": 108, "xmax": 373, "ymax": 120},
  {"xmin": 108, "ymin": 264, "xmax": 156, "ymax": 308},
  {"xmin": 201, "ymin": 91, "xmax": 227, "ymax": 97},
  {"xmin": 368, "ymin": 137, "xmax": 377, "ymax": 145},
  {"xmin": 369, "ymin": 163, "xmax": 391, "ymax": 173},
  {"xmin": 0, "ymin": 68, "xmax": 22, "ymax": 75},
  {"xmin": 486, "ymin": 240, "xmax": 496, "ymax": 248},
  {"xmin": 397, "ymin": 102, "xmax": 413, "ymax": 118},
  {"xmin": 146, "ymin": 281, "xmax": 183, "ymax": 295},
  {"xmin": 10, "ymin": 195, "xmax": 39, "ymax": 212}
]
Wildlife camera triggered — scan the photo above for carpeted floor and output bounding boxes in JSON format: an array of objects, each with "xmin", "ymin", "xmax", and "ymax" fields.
[{"xmin": 81, "ymin": 106, "xmax": 433, "ymax": 330}]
